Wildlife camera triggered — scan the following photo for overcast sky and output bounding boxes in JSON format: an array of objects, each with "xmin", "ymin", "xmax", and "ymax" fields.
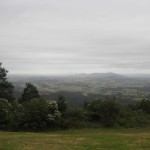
[{"xmin": 1, "ymin": 0, "xmax": 150, "ymax": 75}]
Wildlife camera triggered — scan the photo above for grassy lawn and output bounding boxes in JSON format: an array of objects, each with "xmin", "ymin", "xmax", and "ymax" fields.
[{"xmin": 0, "ymin": 128, "xmax": 150, "ymax": 150}]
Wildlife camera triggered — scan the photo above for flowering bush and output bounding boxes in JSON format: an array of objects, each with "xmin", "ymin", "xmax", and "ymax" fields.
[{"xmin": 47, "ymin": 101, "xmax": 61, "ymax": 123}]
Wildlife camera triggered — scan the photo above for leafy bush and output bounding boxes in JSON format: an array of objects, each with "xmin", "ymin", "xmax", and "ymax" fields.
[
  {"xmin": 60, "ymin": 108, "xmax": 84, "ymax": 128},
  {"xmin": 0, "ymin": 63, "xmax": 14, "ymax": 101},
  {"xmin": 23, "ymin": 98, "xmax": 49, "ymax": 130},
  {"xmin": 0, "ymin": 98, "xmax": 10, "ymax": 128},
  {"xmin": 138, "ymin": 99, "xmax": 150, "ymax": 114},
  {"xmin": 20, "ymin": 83, "xmax": 40, "ymax": 103},
  {"xmin": 85, "ymin": 99, "xmax": 121, "ymax": 127},
  {"xmin": 47, "ymin": 100, "xmax": 61, "ymax": 125},
  {"xmin": 8, "ymin": 101, "xmax": 24, "ymax": 129}
]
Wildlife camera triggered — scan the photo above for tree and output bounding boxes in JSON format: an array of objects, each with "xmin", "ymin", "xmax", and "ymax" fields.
[
  {"xmin": 20, "ymin": 83, "xmax": 40, "ymax": 103},
  {"xmin": 47, "ymin": 100, "xmax": 61, "ymax": 125},
  {"xmin": 85, "ymin": 100, "xmax": 102, "ymax": 122},
  {"xmin": 57, "ymin": 95, "xmax": 67, "ymax": 113},
  {"xmin": 100, "ymin": 99, "xmax": 121, "ymax": 127},
  {"xmin": 85, "ymin": 99, "xmax": 121, "ymax": 127},
  {"xmin": 8, "ymin": 101, "xmax": 24, "ymax": 129},
  {"xmin": 138, "ymin": 99, "xmax": 150, "ymax": 114},
  {"xmin": 23, "ymin": 98, "xmax": 49, "ymax": 130},
  {"xmin": 0, "ymin": 98, "xmax": 10, "ymax": 128},
  {"xmin": 0, "ymin": 63, "xmax": 14, "ymax": 101}
]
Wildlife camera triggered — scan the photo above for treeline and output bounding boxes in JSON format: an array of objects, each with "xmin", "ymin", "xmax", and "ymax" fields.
[
  {"xmin": 45, "ymin": 91, "xmax": 136, "ymax": 107},
  {"xmin": 1, "ymin": 63, "xmax": 150, "ymax": 131}
]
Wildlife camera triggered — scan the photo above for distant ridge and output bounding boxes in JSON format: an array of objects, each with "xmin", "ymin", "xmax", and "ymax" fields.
[
  {"xmin": 8, "ymin": 72, "xmax": 150, "ymax": 79},
  {"xmin": 126, "ymin": 74, "xmax": 150, "ymax": 78},
  {"xmin": 70, "ymin": 72, "xmax": 126, "ymax": 79}
]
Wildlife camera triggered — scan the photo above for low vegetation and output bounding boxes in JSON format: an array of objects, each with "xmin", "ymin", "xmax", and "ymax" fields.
[
  {"xmin": 0, "ymin": 128, "xmax": 150, "ymax": 150},
  {"xmin": 1, "ymin": 63, "xmax": 150, "ymax": 148},
  {"xmin": 1, "ymin": 62, "xmax": 150, "ymax": 130}
]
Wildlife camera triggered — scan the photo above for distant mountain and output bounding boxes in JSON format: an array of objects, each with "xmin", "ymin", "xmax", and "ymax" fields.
[
  {"xmin": 125, "ymin": 74, "xmax": 150, "ymax": 79},
  {"xmin": 8, "ymin": 72, "xmax": 150, "ymax": 91},
  {"xmin": 71, "ymin": 72, "xmax": 125, "ymax": 78},
  {"xmin": 7, "ymin": 72, "xmax": 150, "ymax": 107}
]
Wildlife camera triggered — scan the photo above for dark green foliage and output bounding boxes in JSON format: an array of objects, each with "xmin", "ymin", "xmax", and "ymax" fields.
[
  {"xmin": 57, "ymin": 95, "xmax": 67, "ymax": 113},
  {"xmin": 60, "ymin": 108, "xmax": 85, "ymax": 129},
  {"xmin": 22, "ymin": 98, "xmax": 61, "ymax": 130},
  {"xmin": 23, "ymin": 98, "xmax": 48, "ymax": 130},
  {"xmin": 20, "ymin": 83, "xmax": 40, "ymax": 103},
  {"xmin": 0, "ymin": 63, "xmax": 14, "ymax": 101},
  {"xmin": 0, "ymin": 98, "xmax": 10, "ymax": 128},
  {"xmin": 1, "ymin": 63, "xmax": 150, "ymax": 130},
  {"xmin": 138, "ymin": 99, "xmax": 150, "ymax": 114},
  {"xmin": 0, "ymin": 97, "xmax": 24, "ymax": 130},
  {"xmin": 8, "ymin": 101, "xmax": 24, "ymax": 129},
  {"xmin": 100, "ymin": 100, "xmax": 121, "ymax": 127},
  {"xmin": 47, "ymin": 91, "xmax": 87, "ymax": 107},
  {"xmin": 66, "ymin": 108, "xmax": 84, "ymax": 120},
  {"xmin": 85, "ymin": 100, "xmax": 102, "ymax": 122},
  {"xmin": 119, "ymin": 109, "xmax": 150, "ymax": 128},
  {"xmin": 85, "ymin": 99, "xmax": 121, "ymax": 127}
]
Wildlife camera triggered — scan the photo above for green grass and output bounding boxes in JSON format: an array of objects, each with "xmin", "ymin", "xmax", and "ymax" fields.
[{"xmin": 0, "ymin": 128, "xmax": 150, "ymax": 150}]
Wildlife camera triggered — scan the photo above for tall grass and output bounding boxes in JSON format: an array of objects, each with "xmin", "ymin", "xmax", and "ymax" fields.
[{"xmin": 0, "ymin": 128, "xmax": 150, "ymax": 150}]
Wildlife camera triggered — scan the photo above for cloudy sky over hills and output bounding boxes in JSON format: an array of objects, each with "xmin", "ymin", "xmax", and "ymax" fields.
[{"xmin": 1, "ymin": 0, "xmax": 150, "ymax": 74}]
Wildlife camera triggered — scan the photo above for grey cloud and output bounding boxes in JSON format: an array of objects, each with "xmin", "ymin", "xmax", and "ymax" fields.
[{"xmin": 1, "ymin": 0, "xmax": 150, "ymax": 74}]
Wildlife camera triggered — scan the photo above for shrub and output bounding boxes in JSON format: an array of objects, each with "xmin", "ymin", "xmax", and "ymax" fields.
[
  {"xmin": 0, "ymin": 98, "xmax": 10, "ymax": 128},
  {"xmin": 85, "ymin": 99, "xmax": 121, "ymax": 127}
]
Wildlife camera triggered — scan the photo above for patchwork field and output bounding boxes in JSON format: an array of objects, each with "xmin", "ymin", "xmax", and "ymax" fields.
[{"xmin": 0, "ymin": 128, "xmax": 150, "ymax": 150}]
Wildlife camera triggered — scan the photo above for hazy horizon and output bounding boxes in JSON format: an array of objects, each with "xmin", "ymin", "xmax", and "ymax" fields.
[
  {"xmin": 1, "ymin": 0, "xmax": 150, "ymax": 75},
  {"xmin": 7, "ymin": 72, "xmax": 150, "ymax": 77}
]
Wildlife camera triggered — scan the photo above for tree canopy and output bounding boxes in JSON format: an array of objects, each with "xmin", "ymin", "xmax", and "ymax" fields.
[
  {"xmin": 20, "ymin": 83, "xmax": 40, "ymax": 103},
  {"xmin": 0, "ymin": 63, "xmax": 14, "ymax": 101}
]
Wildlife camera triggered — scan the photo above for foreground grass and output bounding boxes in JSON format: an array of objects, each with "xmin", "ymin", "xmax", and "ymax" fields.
[{"xmin": 0, "ymin": 128, "xmax": 150, "ymax": 150}]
